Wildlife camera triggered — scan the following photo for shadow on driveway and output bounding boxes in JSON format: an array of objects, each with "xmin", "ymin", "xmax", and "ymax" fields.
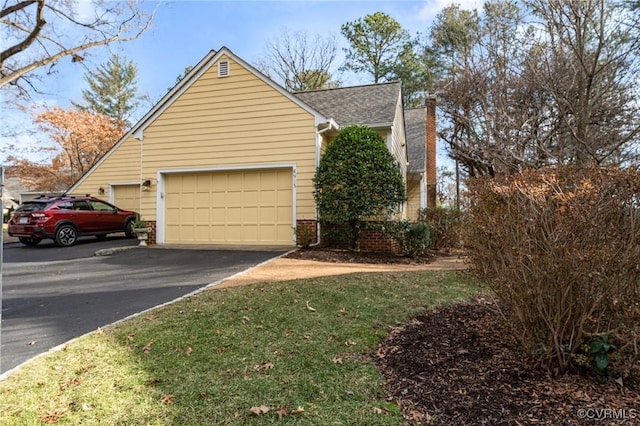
[{"xmin": 2, "ymin": 247, "xmax": 288, "ymax": 375}]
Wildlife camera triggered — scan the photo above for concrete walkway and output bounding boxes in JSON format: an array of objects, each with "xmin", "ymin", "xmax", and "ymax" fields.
[{"xmin": 215, "ymin": 253, "xmax": 468, "ymax": 289}]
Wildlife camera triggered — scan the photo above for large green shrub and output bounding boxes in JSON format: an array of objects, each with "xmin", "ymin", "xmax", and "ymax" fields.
[
  {"xmin": 385, "ymin": 220, "xmax": 432, "ymax": 257},
  {"xmin": 314, "ymin": 125, "xmax": 406, "ymax": 250},
  {"xmin": 464, "ymin": 166, "xmax": 640, "ymax": 381}
]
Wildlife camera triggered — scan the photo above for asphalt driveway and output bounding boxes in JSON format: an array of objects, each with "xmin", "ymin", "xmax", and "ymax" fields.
[{"xmin": 1, "ymin": 237, "xmax": 288, "ymax": 375}]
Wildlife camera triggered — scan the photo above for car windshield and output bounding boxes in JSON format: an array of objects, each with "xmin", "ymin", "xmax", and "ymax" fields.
[{"xmin": 15, "ymin": 201, "xmax": 52, "ymax": 212}]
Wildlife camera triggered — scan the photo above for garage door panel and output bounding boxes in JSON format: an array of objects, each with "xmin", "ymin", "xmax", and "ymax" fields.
[
  {"xmin": 211, "ymin": 192, "xmax": 225, "ymax": 205},
  {"xmin": 276, "ymin": 170, "xmax": 290, "ymax": 187},
  {"xmin": 277, "ymin": 205, "xmax": 292, "ymax": 219},
  {"xmin": 166, "ymin": 192, "xmax": 180, "ymax": 205},
  {"xmin": 227, "ymin": 192, "xmax": 242, "ymax": 206},
  {"xmin": 242, "ymin": 190, "xmax": 258, "ymax": 204},
  {"xmin": 195, "ymin": 225, "xmax": 210, "ymax": 241},
  {"xmin": 180, "ymin": 192, "xmax": 195, "ymax": 207},
  {"xmin": 212, "ymin": 207, "xmax": 225, "ymax": 223},
  {"xmin": 277, "ymin": 226, "xmax": 291, "ymax": 241},
  {"xmin": 227, "ymin": 173, "xmax": 243, "ymax": 190},
  {"xmin": 260, "ymin": 190, "xmax": 275, "ymax": 204},
  {"xmin": 259, "ymin": 226, "xmax": 275, "ymax": 241},
  {"xmin": 259, "ymin": 206, "xmax": 275, "ymax": 221},
  {"xmin": 196, "ymin": 175, "xmax": 210, "ymax": 191},
  {"xmin": 277, "ymin": 191, "xmax": 291, "ymax": 204},
  {"xmin": 212, "ymin": 225, "xmax": 225, "ymax": 240},
  {"xmin": 165, "ymin": 225, "xmax": 179, "ymax": 241},
  {"xmin": 242, "ymin": 225, "xmax": 258, "ymax": 241},
  {"xmin": 195, "ymin": 208, "xmax": 209, "ymax": 222},
  {"xmin": 164, "ymin": 169, "xmax": 293, "ymax": 245},
  {"xmin": 166, "ymin": 209, "xmax": 181, "ymax": 223},
  {"xmin": 244, "ymin": 173, "xmax": 259, "ymax": 189},
  {"xmin": 243, "ymin": 207, "xmax": 258, "ymax": 222},
  {"xmin": 227, "ymin": 207, "xmax": 242, "ymax": 221}
]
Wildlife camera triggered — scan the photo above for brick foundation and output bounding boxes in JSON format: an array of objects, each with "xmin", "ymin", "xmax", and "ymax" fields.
[
  {"xmin": 144, "ymin": 219, "xmax": 397, "ymax": 252},
  {"xmin": 296, "ymin": 220, "xmax": 318, "ymax": 247},
  {"xmin": 147, "ymin": 221, "xmax": 157, "ymax": 245},
  {"xmin": 319, "ymin": 222, "xmax": 399, "ymax": 253}
]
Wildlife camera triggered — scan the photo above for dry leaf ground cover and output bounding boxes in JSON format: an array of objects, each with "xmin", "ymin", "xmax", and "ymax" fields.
[{"xmin": 0, "ymin": 269, "xmax": 479, "ymax": 425}]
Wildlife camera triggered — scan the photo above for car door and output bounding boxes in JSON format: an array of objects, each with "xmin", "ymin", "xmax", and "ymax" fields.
[
  {"xmin": 89, "ymin": 200, "xmax": 123, "ymax": 233},
  {"xmin": 57, "ymin": 200, "xmax": 94, "ymax": 233}
]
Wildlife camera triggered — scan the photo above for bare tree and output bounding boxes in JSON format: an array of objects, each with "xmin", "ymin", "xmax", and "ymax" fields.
[
  {"xmin": 526, "ymin": 0, "xmax": 640, "ymax": 166},
  {"xmin": 1, "ymin": 0, "xmax": 154, "ymax": 97},
  {"xmin": 256, "ymin": 29, "xmax": 340, "ymax": 91},
  {"xmin": 430, "ymin": 0, "xmax": 640, "ymax": 176}
]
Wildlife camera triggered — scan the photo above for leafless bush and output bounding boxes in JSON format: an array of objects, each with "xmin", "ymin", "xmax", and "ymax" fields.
[
  {"xmin": 464, "ymin": 166, "xmax": 640, "ymax": 380},
  {"xmin": 418, "ymin": 207, "xmax": 463, "ymax": 250}
]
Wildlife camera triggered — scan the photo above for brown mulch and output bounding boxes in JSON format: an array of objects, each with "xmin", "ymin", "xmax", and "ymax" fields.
[
  {"xmin": 376, "ymin": 299, "xmax": 640, "ymax": 425},
  {"xmin": 286, "ymin": 248, "xmax": 640, "ymax": 425},
  {"xmin": 284, "ymin": 247, "xmax": 453, "ymax": 264}
]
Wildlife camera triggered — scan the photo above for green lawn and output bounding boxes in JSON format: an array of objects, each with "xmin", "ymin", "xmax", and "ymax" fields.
[{"xmin": 0, "ymin": 270, "xmax": 481, "ymax": 425}]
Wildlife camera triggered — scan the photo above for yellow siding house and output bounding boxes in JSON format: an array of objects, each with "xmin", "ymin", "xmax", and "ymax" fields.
[{"xmin": 69, "ymin": 47, "xmax": 420, "ymax": 247}]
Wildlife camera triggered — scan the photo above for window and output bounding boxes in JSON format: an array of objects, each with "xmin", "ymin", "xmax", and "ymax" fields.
[
  {"xmin": 90, "ymin": 201, "xmax": 114, "ymax": 212},
  {"xmin": 73, "ymin": 201, "xmax": 91, "ymax": 211}
]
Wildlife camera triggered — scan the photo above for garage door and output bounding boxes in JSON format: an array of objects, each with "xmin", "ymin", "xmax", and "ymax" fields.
[
  {"xmin": 112, "ymin": 184, "xmax": 141, "ymax": 213},
  {"xmin": 164, "ymin": 169, "xmax": 293, "ymax": 244}
]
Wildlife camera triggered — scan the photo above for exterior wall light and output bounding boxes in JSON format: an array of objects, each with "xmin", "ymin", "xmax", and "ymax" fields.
[{"xmin": 142, "ymin": 179, "xmax": 152, "ymax": 191}]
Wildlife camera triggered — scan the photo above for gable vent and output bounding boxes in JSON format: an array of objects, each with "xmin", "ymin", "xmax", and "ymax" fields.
[{"xmin": 218, "ymin": 60, "xmax": 230, "ymax": 77}]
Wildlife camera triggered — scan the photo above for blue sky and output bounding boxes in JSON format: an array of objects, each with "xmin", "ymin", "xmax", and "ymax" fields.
[{"xmin": 2, "ymin": 0, "xmax": 485, "ymax": 164}]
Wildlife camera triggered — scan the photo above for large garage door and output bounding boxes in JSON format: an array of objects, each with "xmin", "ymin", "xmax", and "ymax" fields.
[
  {"xmin": 164, "ymin": 169, "xmax": 293, "ymax": 244},
  {"xmin": 112, "ymin": 184, "xmax": 141, "ymax": 213}
]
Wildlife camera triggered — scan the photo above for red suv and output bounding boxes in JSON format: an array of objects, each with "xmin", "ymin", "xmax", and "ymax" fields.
[{"xmin": 8, "ymin": 195, "xmax": 138, "ymax": 247}]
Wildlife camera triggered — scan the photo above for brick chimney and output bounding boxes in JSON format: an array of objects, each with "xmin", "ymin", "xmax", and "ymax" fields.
[{"xmin": 426, "ymin": 96, "xmax": 437, "ymax": 208}]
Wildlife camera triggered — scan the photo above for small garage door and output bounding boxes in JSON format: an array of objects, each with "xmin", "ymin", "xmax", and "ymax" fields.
[
  {"xmin": 164, "ymin": 169, "xmax": 293, "ymax": 244},
  {"xmin": 112, "ymin": 184, "xmax": 141, "ymax": 213}
]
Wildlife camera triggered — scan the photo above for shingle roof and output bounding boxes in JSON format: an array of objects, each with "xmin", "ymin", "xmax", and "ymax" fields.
[
  {"xmin": 405, "ymin": 107, "xmax": 426, "ymax": 174},
  {"xmin": 293, "ymin": 82, "xmax": 401, "ymax": 127}
]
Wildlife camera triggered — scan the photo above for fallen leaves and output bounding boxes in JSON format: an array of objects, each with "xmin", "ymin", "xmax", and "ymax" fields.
[
  {"xmin": 40, "ymin": 410, "xmax": 64, "ymax": 423},
  {"xmin": 58, "ymin": 376, "xmax": 81, "ymax": 391},
  {"xmin": 250, "ymin": 405, "xmax": 269, "ymax": 416},
  {"xmin": 160, "ymin": 394, "xmax": 175, "ymax": 404},
  {"xmin": 250, "ymin": 405, "xmax": 305, "ymax": 418},
  {"xmin": 142, "ymin": 341, "xmax": 153, "ymax": 354},
  {"xmin": 254, "ymin": 362, "xmax": 274, "ymax": 372},
  {"xmin": 276, "ymin": 406, "xmax": 305, "ymax": 420},
  {"xmin": 185, "ymin": 347, "xmax": 193, "ymax": 356},
  {"xmin": 305, "ymin": 300, "xmax": 316, "ymax": 312}
]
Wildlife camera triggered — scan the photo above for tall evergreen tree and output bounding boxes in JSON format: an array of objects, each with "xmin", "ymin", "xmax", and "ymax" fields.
[
  {"xmin": 341, "ymin": 12, "xmax": 434, "ymax": 107},
  {"xmin": 341, "ymin": 12, "xmax": 410, "ymax": 83},
  {"xmin": 73, "ymin": 54, "xmax": 139, "ymax": 126}
]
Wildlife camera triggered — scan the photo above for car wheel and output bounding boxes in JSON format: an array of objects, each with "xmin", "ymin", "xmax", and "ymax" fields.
[
  {"xmin": 124, "ymin": 218, "xmax": 135, "ymax": 238},
  {"xmin": 19, "ymin": 236, "xmax": 42, "ymax": 246},
  {"xmin": 54, "ymin": 224, "xmax": 78, "ymax": 247}
]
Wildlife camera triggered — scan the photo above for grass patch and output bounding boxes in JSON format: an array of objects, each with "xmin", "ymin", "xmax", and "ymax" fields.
[{"xmin": 0, "ymin": 270, "xmax": 481, "ymax": 425}]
